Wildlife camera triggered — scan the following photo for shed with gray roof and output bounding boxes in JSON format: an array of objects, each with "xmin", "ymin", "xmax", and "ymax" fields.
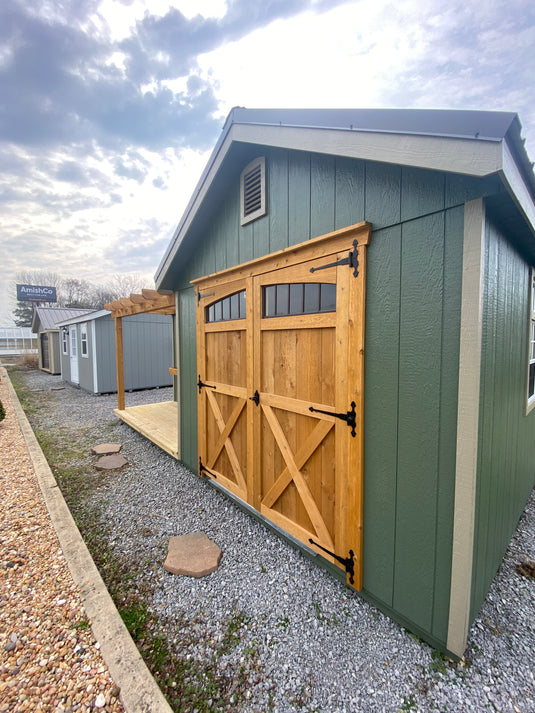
[
  {"xmin": 32, "ymin": 307, "xmax": 94, "ymax": 374},
  {"xmin": 107, "ymin": 107, "xmax": 535, "ymax": 658}
]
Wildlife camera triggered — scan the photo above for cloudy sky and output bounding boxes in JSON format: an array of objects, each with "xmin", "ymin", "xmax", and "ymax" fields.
[{"xmin": 1, "ymin": 0, "xmax": 534, "ymax": 325}]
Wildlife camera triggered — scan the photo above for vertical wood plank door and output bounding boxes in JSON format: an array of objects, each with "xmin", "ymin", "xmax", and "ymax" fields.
[
  {"xmin": 196, "ymin": 277, "xmax": 251, "ymax": 502},
  {"xmin": 194, "ymin": 223, "xmax": 371, "ymax": 590}
]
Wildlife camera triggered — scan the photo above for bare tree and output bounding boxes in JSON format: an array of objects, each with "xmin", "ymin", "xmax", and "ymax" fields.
[{"xmin": 105, "ymin": 273, "xmax": 154, "ymax": 301}]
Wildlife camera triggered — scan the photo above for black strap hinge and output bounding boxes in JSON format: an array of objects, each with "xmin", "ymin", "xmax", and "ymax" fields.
[
  {"xmin": 199, "ymin": 457, "xmax": 217, "ymax": 479},
  {"xmin": 309, "ymin": 539, "xmax": 355, "ymax": 584},
  {"xmin": 197, "ymin": 290, "xmax": 215, "ymax": 304},
  {"xmin": 198, "ymin": 375, "xmax": 216, "ymax": 393},
  {"xmin": 310, "ymin": 239, "xmax": 359, "ymax": 277},
  {"xmin": 309, "ymin": 401, "xmax": 356, "ymax": 437}
]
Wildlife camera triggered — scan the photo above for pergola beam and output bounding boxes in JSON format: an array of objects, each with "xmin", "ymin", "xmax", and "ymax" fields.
[
  {"xmin": 105, "ymin": 291, "xmax": 175, "ymax": 319},
  {"xmin": 104, "ymin": 289, "xmax": 177, "ymax": 412}
]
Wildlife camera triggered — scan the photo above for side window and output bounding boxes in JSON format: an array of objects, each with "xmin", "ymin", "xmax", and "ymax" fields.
[
  {"xmin": 206, "ymin": 291, "xmax": 246, "ymax": 323},
  {"xmin": 263, "ymin": 283, "xmax": 336, "ymax": 317},
  {"xmin": 240, "ymin": 157, "xmax": 266, "ymax": 226},
  {"xmin": 528, "ymin": 268, "xmax": 535, "ymax": 411},
  {"xmin": 62, "ymin": 329, "xmax": 68, "ymax": 355},
  {"xmin": 81, "ymin": 324, "xmax": 88, "ymax": 357}
]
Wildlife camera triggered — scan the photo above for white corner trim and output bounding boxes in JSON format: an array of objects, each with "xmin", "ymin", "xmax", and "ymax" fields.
[
  {"xmin": 447, "ymin": 198, "xmax": 486, "ymax": 658},
  {"xmin": 91, "ymin": 321, "xmax": 98, "ymax": 393}
]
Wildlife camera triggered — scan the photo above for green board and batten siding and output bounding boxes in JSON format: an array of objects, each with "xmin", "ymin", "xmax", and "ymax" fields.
[
  {"xmin": 471, "ymin": 214, "xmax": 535, "ymax": 620},
  {"xmin": 168, "ymin": 145, "xmax": 515, "ymax": 649}
]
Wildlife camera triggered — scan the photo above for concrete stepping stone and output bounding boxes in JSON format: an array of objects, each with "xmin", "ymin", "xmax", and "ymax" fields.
[
  {"xmin": 516, "ymin": 560, "xmax": 535, "ymax": 579},
  {"xmin": 94, "ymin": 454, "xmax": 128, "ymax": 470},
  {"xmin": 92, "ymin": 443, "xmax": 122, "ymax": 455},
  {"xmin": 164, "ymin": 532, "xmax": 222, "ymax": 578}
]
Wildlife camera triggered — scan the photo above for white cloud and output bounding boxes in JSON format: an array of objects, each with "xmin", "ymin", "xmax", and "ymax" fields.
[{"xmin": 1, "ymin": 0, "xmax": 534, "ymax": 326}]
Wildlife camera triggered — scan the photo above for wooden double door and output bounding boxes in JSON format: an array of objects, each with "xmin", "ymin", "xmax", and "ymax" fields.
[{"xmin": 194, "ymin": 223, "xmax": 371, "ymax": 589}]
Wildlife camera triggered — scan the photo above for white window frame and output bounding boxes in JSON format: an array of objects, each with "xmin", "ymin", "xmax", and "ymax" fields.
[
  {"xmin": 240, "ymin": 156, "xmax": 266, "ymax": 226},
  {"xmin": 62, "ymin": 328, "xmax": 68, "ymax": 355},
  {"xmin": 527, "ymin": 267, "xmax": 535, "ymax": 414},
  {"xmin": 80, "ymin": 323, "xmax": 88, "ymax": 358}
]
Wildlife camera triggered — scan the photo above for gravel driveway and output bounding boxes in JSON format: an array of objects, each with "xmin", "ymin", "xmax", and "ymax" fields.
[{"xmin": 11, "ymin": 368, "xmax": 535, "ymax": 713}]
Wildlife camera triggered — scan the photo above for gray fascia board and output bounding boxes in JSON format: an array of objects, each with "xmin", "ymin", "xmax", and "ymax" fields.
[{"xmin": 155, "ymin": 113, "xmax": 534, "ymax": 287}]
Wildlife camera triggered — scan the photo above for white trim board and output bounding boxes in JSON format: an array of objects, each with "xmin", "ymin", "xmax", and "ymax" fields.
[{"xmin": 447, "ymin": 198, "xmax": 486, "ymax": 658}]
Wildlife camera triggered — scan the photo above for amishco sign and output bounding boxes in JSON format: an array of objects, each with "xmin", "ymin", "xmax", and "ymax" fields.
[{"xmin": 16, "ymin": 284, "xmax": 57, "ymax": 302}]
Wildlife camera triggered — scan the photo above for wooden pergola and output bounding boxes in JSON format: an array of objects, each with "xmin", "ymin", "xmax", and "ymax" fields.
[
  {"xmin": 104, "ymin": 289, "xmax": 179, "ymax": 459},
  {"xmin": 105, "ymin": 288, "xmax": 175, "ymax": 409}
]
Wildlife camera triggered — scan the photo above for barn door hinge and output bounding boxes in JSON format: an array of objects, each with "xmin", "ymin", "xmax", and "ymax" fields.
[
  {"xmin": 249, "ymin": 390, "xmax": 260, "ymax": 406},
  {"xmin": 199, "ymin": 457, "xmax": 217, "ymax": 479},
  {"xmin": 309, "ymin": 539, "xmax": 355, "ymax": 585},
  {"xmin": 309, "ymin": 401, "xmax": 357, "ymax": 437},
  {"xmin": 198, "ymin": 375, "xmax": 216, "ymax": 393},
  {"xmin": 309, "ymin": 239, "xmax": 359, "ymax": 277},
  {"xmin": 197, "ymin": 289, "xmax": 215, "ymax": 304}
]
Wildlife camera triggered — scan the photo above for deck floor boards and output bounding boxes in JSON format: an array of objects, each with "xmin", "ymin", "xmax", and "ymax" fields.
[{"xmin": 114, "ymin": 401, "xmax": 178, "ymax": 459}]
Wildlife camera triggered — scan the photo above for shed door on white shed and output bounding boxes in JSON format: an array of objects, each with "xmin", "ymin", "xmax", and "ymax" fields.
[{"xmin": 70, "ymin": 326, "xmax": 79, "ymax": 384}]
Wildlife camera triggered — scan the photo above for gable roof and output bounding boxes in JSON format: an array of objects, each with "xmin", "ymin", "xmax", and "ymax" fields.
[
  {"xmin": 155, "ymin": 107, "xmax": 535, "ymax": 289},
  {"xmin": 31, "ymin": 307, "xmax": 94, "ymax": 332},
  {"xmin": 56, "ymin": 309, "xmax": 110, "ymax": 327}
]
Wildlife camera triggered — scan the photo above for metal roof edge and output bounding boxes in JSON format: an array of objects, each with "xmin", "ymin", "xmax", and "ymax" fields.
[{"xmin": 56, "ymin": 309, "xmax": 110, "ymax": 327}]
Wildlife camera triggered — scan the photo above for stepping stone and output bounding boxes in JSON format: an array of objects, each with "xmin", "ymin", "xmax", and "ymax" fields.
[
  {"xmin": 94, "ymin": 454, "xmax": 128, "ymax": 470},
  {"xmin": 516, "ymin": 560, "xmax": 535, "ymax": 579},
  {"xmin": 164, "ymin": 532, "xmax": 222, "ymax": 578},
  {"xmin": 92, "ymin": 443, "xmax": 122, "ymax": 455}
]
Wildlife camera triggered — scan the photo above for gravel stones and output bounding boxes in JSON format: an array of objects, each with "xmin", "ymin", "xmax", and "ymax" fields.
[
  {"xmin": 0, "ymin": 369, "xmax": 124, "ymax": 713},
  {"xmin": 9, "ymin": 369, "xmax": 535, "ymax": 713},
  {"xmin": 164, "ymin": 532, "xmax": 222, "ymax": 577}
]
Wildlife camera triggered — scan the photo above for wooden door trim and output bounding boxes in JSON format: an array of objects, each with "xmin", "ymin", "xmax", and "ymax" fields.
[{"xmin": 192, "ymin": 222, "xmax": 371, "ymax": 289}]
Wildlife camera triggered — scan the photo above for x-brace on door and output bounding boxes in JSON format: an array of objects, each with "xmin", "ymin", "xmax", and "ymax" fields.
[{"xmin": 194, "ymin": 222, "xmax": 371, "ymax": 590}]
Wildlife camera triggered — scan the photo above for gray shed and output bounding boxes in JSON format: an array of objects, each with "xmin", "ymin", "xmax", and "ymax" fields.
[
  {"xmin": 31, "ymin": 306, "xmax": 93, "ymax": 374},
  {"xmin": 56, "ymin": 309, "xmax": 173, "ymax": 394}
]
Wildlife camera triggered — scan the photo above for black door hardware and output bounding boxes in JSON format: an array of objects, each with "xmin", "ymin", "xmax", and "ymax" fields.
[
  {"xmin": 309, "ymin": 539, "xmax": 355, "ymax": 585},
  {"xmin": 199, "ymin": 458, "xmax": 218, "ymax": 479},
  {"xmin": 197, "ymin": 375, "xmax": 217, "ymax": 393},
  {"xmin": 249, "ymin": 390, "xmax": 260, "ymax": 406},
  {"xmin": 309, "ymin": 239, "xmax": 359, "ymax": 277},
  {"xmin": 197, "ymin": 290, "xmax": 215, "ymax": 304},
  {"xmin": 309, "ymin": 401, "xmax": 357, "ymax": 437}
]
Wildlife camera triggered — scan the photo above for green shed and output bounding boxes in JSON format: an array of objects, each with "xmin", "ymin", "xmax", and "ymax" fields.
[{"xmin": 109, "ymin": 108, "xmax": 535, "ymax": 658}]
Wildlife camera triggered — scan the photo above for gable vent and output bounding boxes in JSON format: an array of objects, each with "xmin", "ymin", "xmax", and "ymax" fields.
[{"xmin": 240, "ymin": 156, "xmax": 266, "ymax": 225}]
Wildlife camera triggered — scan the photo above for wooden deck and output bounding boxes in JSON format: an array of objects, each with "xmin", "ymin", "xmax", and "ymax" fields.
[{"xmin": 114, "ymin": 401, "xmax": 179, "ymax": 459}]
